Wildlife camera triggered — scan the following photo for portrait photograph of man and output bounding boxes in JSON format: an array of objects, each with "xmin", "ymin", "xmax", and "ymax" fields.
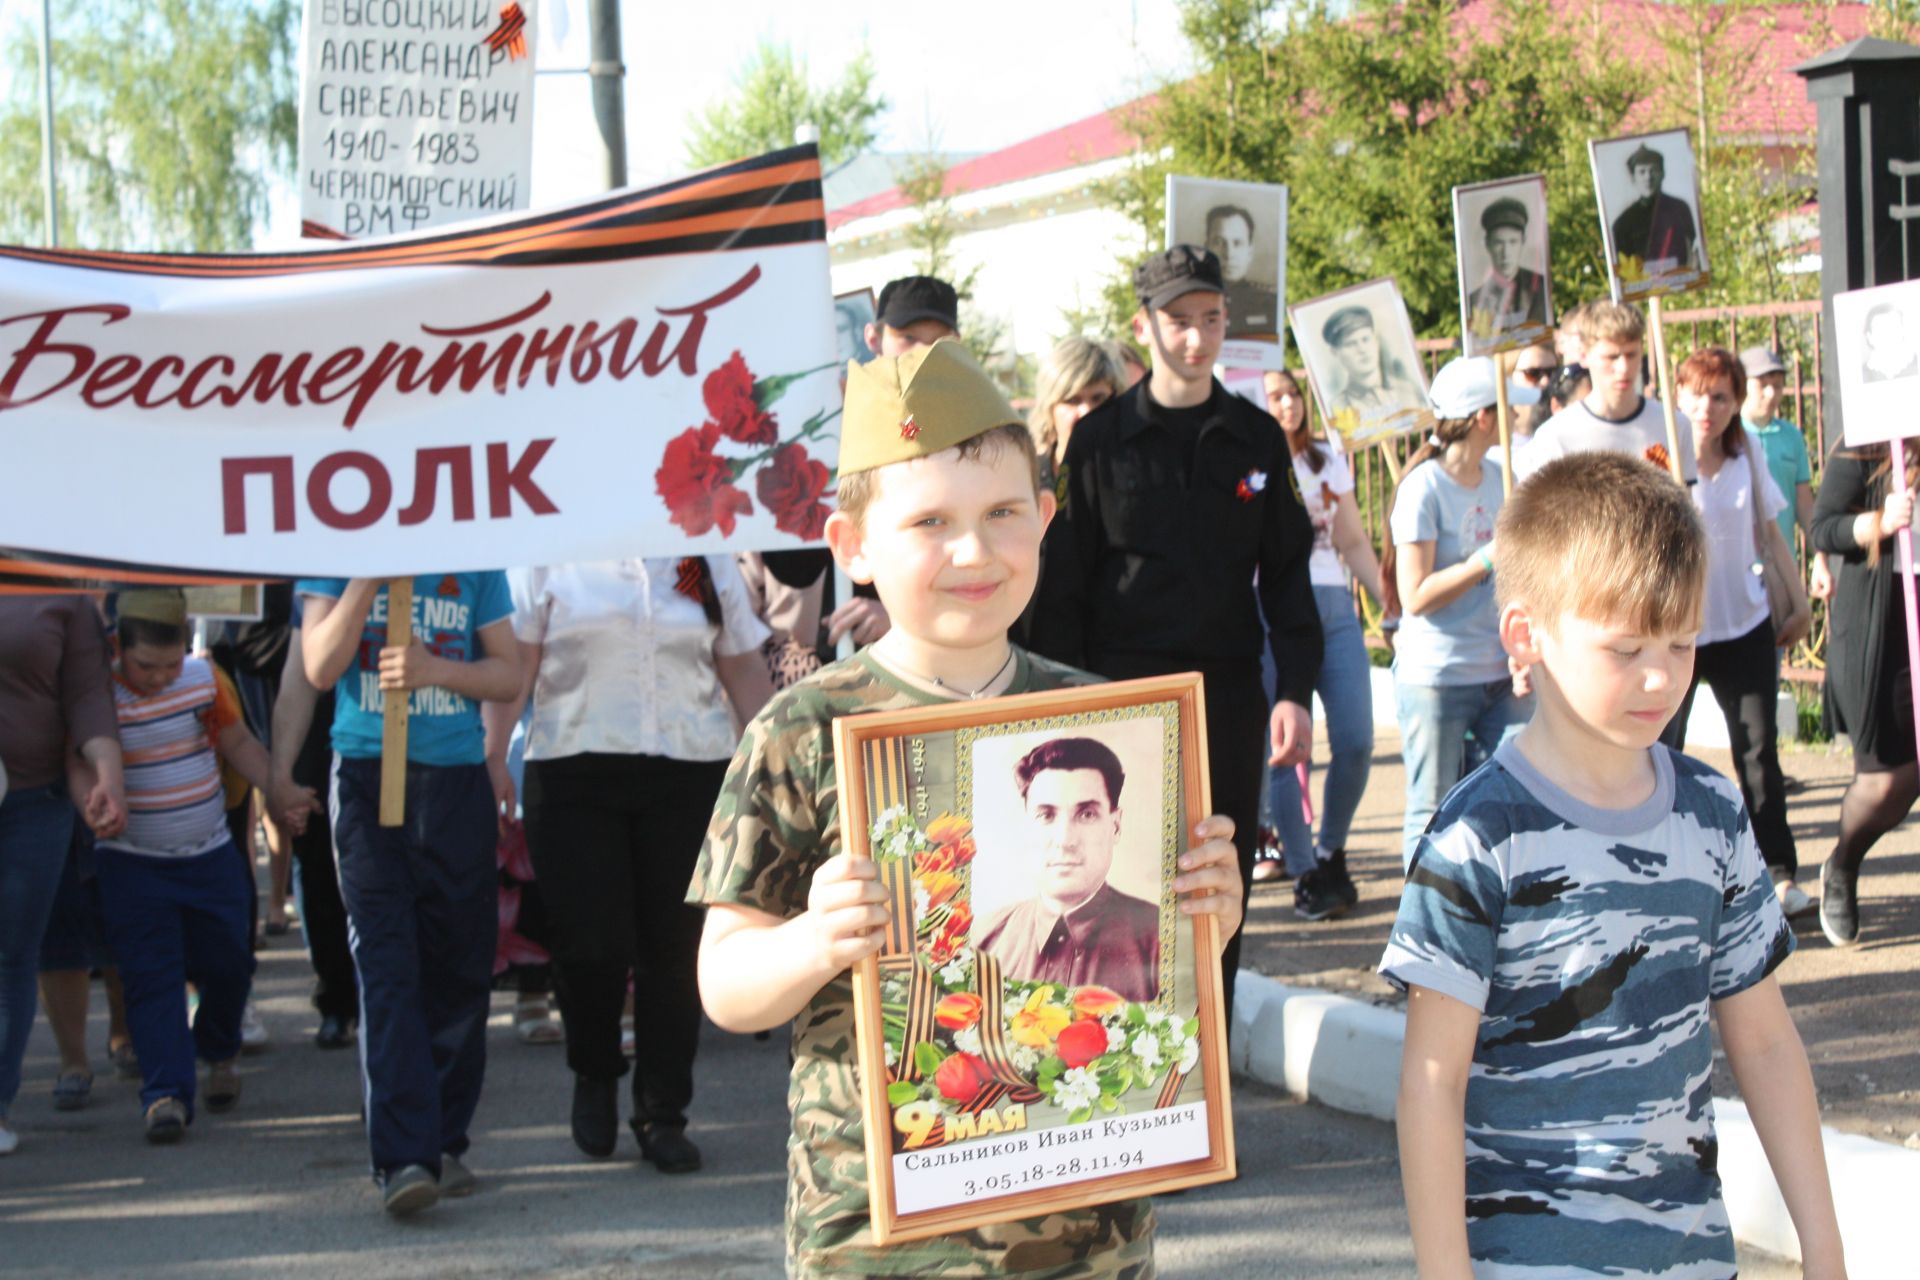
[
  {"xmin": 834, "ymin": 289, "xmax": 877, "ymax": 367},
  {"xmin": 1290, "ymin": 278, "xmax": 1432, "ymax": 449},
  {"xmin": 972, "ymin": 727, "xmax": 1168, "ymax": 1004},
  {"xmin": 1834, "ymin": 281, "xmax": 1920, "ymax": 446},
  {"xmin": 1591, "ymin": 128, "xmax": 1710, "ymax": 297},
  {"xmin": 1861, "ymin": 302, "xmax": 1919, "ymax": 384},
  {"xmin": 1453, "ymin": 175, "xmax": 1554, "ymax": 356},
  {"xmin": 1166, "ymin": 174, "xmax": 1289, "ymax": 352}
]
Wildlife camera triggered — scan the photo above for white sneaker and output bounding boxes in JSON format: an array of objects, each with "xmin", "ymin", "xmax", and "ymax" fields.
[
  {"xmin": 1775, "ymin": 879, "xmax": 1816, "ymax": 918},
  {"xmin": 240, "ymin": 1001, "xmax": 270, "ymax": 1053},
  {"xmin": 0, "ymin": 1120, "xmax": 19, "ymax": 1156}
]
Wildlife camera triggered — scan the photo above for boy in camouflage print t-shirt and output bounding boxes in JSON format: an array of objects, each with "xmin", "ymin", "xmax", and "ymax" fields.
[{"xmin": 688, "ymin": 340, "xmax": 1246, "ymax": 1277}]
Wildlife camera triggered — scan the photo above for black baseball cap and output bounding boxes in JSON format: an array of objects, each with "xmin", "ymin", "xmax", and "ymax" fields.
[
  {"xmin": 875, "ymin": 276, "xmax": 959, "ymax": 331},
  {"xmin": 1134, "ymin": 245, "xmax": 1224, "ymax": 311}
]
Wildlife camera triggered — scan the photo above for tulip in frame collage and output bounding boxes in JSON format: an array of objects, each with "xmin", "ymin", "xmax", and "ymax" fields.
[{"xmin": 835, "ymin": 673, "xmax": 1236, "ymax": 1244}]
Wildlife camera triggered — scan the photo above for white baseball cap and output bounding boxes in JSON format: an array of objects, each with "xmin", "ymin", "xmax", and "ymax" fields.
[{"xmin": 1428, "ymin": 356, "xmax": 1542, "ymax": 419}]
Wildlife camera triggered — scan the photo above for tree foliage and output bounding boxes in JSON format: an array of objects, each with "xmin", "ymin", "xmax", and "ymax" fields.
[
  {"xmin": 685, "ymin": 41, "xmax": 886, "ymax": 172},
  {"xmin": 899, "ymin": 151, "xmax": 1020, "ymax": 389},
  {"xmin": 0, "ymin": 0, "xmax": 297, "ymax": 251}
]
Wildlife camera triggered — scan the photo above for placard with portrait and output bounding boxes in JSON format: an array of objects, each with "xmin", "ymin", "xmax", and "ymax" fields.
[
  {"xmin": 1289, "ymin": 278, "xmax": 1434, "ymax": 453},
  {"xmin": 1164, "ymin": 174, "xmax": 1289, "ymax": 369},
  {"xmin": 1590, "ymin": 128, "xmax": 1711, "ymax": 303},
  {"xmin": 1453, "ymin": 174, "xmax": 1556, "ymax": 358}
]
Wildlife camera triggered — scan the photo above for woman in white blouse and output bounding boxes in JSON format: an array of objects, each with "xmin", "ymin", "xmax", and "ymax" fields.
[
  {"xmin": 1669, "ymin": 348, "xmax": 1812, "ymax": 914},
  {"xmin": 483, "ymin": 557, "xmax": 771, "ymax": 1173}
]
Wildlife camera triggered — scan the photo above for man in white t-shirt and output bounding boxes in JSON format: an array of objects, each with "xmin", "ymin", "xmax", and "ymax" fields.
[{"xmin": 1515, "ymin": 300, "xmax": 1695, "ymax": 484}]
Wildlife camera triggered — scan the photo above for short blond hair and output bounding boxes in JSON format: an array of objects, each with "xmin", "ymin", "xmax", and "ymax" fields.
[
  {"xmin": 835, "ymin": 421, "xmax": 1039, "ymax": 528},
  {"xmin": 1498, "ymin": 453, "xmax": 1704, "ymax": 635},
  {"xmin": 1579, "ymin": 300, "xmax": 1646, "ymax": 347}
]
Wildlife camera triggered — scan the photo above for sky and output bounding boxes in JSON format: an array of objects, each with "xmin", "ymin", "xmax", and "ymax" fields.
[{"xmin": 0, "ymin": 0, "xmax": 1194, "ymax": 247}]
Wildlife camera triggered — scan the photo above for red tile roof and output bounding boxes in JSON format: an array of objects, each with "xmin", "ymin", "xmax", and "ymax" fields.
[{"xmin": 829, "ymin": 4, "xmax": 1872, "ymax": 226}]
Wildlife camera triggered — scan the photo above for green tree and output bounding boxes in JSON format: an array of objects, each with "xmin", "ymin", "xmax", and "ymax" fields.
[
  {"xmin": 0, "ymin": 0, "xmax": 297, "ymax": 251},
  {"xmin": 1104, "ymin": 0, "xmax": 1646, "ymax": 343},
  {"xmin": 685, "ymin": 41, "xmax": 887, "ymax": 172}
]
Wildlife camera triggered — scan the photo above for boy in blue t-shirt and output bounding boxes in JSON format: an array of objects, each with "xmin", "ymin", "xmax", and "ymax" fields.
[
  {"xmin": 295, "ymin": 573, "xmax": 519, "ymax": 1216},
  {"xmin": 1381, "ymin": 454, "xmax": 1843, "ymax": 1278}
]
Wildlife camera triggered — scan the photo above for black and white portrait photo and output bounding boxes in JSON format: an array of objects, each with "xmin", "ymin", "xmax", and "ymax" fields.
[
  {"xmin": 1289, "ymin": 279, "xmax": 1433, "ymax": 451},
  {"xmin": 1590, "ymin": 128, "xmax": 1710, "ymax": 300},
  {"xmin": 970, "ymin": 720, "xmax": 1168, "ymax": 1004},
  {"xmin": 834, "ymin": 288, "xmax": 878, "ymax": 367},
  {"xmin": 1834, "ymin": 281, "xmax": 1920, "ymax": 448},
  {"xmin": 1166, "ymin": 174, "xmax": 1288, "ymax": 366},
  {"xmin": 1453, "ymin": 174, "xmax": 1554, "ymax": 357}
]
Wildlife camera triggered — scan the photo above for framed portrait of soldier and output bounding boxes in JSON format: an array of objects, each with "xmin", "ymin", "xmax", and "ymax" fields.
[
  {"xmin": 1289, "ymin": 278, "xmax": 1434, "ymax": 453},
  {"xmin": 1590, "ymin": 128, "xmax": 1710, "ymax": 302},
  {"xmin": 835, "ymin": 673, "xmax": 1234, "ymax": 1244},
  {"xmin": 1164, "ymin": 174, "xmax": 1289, "ymax": 369},
  {"xmin": 1833, "ymin": 279, "xmax": 1920, "ymax": 447},
  {"xmin": 1453, "ymin": 175, "xmax": 1555, "ymax": 358},
  {"xmin": 834, "ymin": 288, "xmax": 879, "ymax": 367}
]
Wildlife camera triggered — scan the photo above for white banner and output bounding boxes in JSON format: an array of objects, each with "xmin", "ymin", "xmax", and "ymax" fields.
[
  {"xmin": 299, "ymin": 0, "xmax": 538, "ymax": 238},
  {"xmin": 0, "ymin": 149, "xmax": 839, "ymax": 585}
]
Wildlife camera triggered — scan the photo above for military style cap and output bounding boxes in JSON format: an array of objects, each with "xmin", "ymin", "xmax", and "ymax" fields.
[
  {"xmin": 1321, "ymin": 306, "xmax": 1375, "ymax": 346},
  {"xmin": 837, "ymin": 338, "xmax": 1021, "ymax": 476},
  {"xmin": 1626, "ymin": 143, "xmax": 1666, "ymax": 173},
  {"xmin": 115, "ymin": 588, "xmax": 188, "ymax": 627},
  {"xmin": 875, "ymin": 275, "xmax": 959, "ymax": 331},
  {"xmin": 1481, "ymin": 197, "xmax": 1529, "ymax": 236},
  {"xmin": 1134, "ymin": 245, "xmax": 1224, "ymax": 311}
]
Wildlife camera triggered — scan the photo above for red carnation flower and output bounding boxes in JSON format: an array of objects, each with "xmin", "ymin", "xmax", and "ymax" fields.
[
  {"xmin": 705, "ymin": 351, "xmax": 778, "ymax": 446},
  {"xmin": 657, "ymin": 422, "xmax": 753, "ymax": 536},
  {"xmin": 756, "ymin": 443, "xmax": 833, "ymax": 541}
]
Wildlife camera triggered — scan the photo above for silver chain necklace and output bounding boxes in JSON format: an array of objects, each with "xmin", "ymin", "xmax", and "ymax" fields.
[{"xmin": 882, "ymin": 648, "xmax": 1016, "ymax": 699}]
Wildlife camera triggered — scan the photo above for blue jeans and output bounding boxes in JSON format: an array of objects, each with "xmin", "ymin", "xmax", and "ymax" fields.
[
  {"xmin": 0, "ymin": 785, "xmax": 76, "ymax": 1118},
  {"xmin": 1267, "ymin": 585, "xmax": 1376, "ymax": 876},
  {"xmin": 1396, "ymin": 676, "xmax": 1531, "ymax": 868},
  {"xmin": 95, "ymin": 842, "xmax": 255, "ymax": 1116}
]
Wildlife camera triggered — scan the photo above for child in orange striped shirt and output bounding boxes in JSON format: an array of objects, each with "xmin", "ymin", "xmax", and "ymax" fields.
[{"xmin": 89, "ymin": 589, "xmax": 314, "ymax": 1143}]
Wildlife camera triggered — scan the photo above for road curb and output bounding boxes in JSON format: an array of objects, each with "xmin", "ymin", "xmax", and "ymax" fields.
[{"xmin": 1232, "ymin": 969, "xmax": 1919, "ymax": 1277}]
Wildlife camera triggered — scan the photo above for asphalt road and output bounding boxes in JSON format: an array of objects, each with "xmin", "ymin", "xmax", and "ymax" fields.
[{"xmin": 0, "ymin": 937, "xmax": 1797, "ymax": 1277}]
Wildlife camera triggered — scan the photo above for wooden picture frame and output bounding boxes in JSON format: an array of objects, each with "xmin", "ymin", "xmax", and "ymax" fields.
[
  {"xmin": 1452, "ymin": 173, "xmax": 1556, "ymax": 358},
  {"xmin": 834, "ymin": 673, "xmax": 1236, "ymax": 1244}
]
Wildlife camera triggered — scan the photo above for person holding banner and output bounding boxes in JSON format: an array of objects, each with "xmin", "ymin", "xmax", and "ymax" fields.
[
  {"xmin": 489, "ymin": 557, "xmax": 771, "ymax": 1173},
  {"xmin": 1811, "ymin": 440, "xmax": 1920, "ymax": 947},
  {"xmin": 1381, "ymin": 358, "xmax": 1537, "ymax": 867},
  {"xmin": 1665, "ymin": 349, "xmax": 1811, "ymax": 916},
  {"xmin": 297, "ymin": 573, "xmax": 520, "ymax": 1216}
]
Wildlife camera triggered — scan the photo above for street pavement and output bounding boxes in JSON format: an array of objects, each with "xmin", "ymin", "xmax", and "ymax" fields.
[{"xmin": 0, "ymin": 936, "xmax": 1797, "ymax": 1277}]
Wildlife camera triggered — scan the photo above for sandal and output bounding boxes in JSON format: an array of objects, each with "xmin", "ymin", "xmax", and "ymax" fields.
[
  {"xmin": 514, "ymin": 998, "xmax": 564, "ymax": 1046},
  {"xmin": 52, "ymin": 1069, "xmax": 93, "ymax": 1112}
]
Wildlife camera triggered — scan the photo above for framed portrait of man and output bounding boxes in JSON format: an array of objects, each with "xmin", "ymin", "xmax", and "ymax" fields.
[
  {"xmin": 1833, "ymin": 279, "xmax": 1920, "ymax": 447},
  {"xmin": 1452, "ymin": 174, "xmax": 1555, "ymax": 358},
  {"xmin": 835, "ymin": 674, "xmax": 1234, "ymax": 1244},
  {"xmin": 1288, "ymin": 278, "xmax": 1434, "ymax": 453},
  {"xmin": 1164, "ymin": 174, "xmax": 1289, "ymax": 369},
  {"xmin": 1589, "ymin": 128, "xmax": 1711, "ymax": 302},
  {"xmin": 834, "ymin": 288, "xmax": 879, "ymax": 367}
]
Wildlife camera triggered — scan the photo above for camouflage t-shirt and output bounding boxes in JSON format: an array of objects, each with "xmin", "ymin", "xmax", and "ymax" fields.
[
  {"xmin": 1379, "ymin": 741, "xmax": 1792, "ymax": 1279},
  {"xmin": 691, "ymin": 647, "xmax": 1157, "ymax": 1279}
]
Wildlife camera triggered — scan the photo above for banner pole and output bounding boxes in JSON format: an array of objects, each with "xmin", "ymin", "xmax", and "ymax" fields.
[
  {"xmin": 1648, "ymin": 295, "xmax": 1685, "ymax": 484},
  {"xmin": 379, "ymin": 577, "xmax": 413, "ymax": 828},
  {"xmin": 1494, "ymin": 354, "xmax": 1514, "ymax": 498},
  {"xmin": 1892, "ymin": 440, "xmax": 1920, "ymax": 769}
]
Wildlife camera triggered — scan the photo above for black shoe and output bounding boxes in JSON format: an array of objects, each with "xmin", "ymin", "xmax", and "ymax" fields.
[
  {"xmin": 314, "ymin": 1015, "xmax": 355, "ymax": 1051},
  {"xmin": 1292, "ymin": 867, "xmax": 1348, "ymax": 922},
  {"xmin": 1820, "ymin": 858, "xmax": 1859, "ymax": 948},
  {"xmin": 634, "ymin": 1120, "xmax": 702, "ymax": 1173},
  {"xmin": 571, "ymin": 1076, "xmax": 619, "ymax": 1159},
  {"xmin": 1321, "ymin": 849, "xmax": 1360, "ymax": 909}
]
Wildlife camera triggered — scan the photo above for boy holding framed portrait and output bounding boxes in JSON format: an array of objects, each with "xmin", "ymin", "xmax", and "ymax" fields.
[{"xmin": 689, "ymin": 338, "xmax": 1244, "ymax": 1275}]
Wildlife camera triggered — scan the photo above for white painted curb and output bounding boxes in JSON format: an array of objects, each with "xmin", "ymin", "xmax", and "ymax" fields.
[{"xmin": 1233, "ymin": 969, "xmax": 1919, "ymax": 1277}]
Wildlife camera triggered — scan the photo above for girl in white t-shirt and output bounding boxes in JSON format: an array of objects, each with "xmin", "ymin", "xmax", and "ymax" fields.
[
  {"xmin": 1672, "ymin": 348, "xmax": 1812, "ymax": 914},
  {"xmin": 1252, "ymin": 370, "xmax": 1386, "ymax": 921}
]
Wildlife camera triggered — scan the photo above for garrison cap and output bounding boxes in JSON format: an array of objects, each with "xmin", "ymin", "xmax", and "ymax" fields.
[
  {"xmin": 115, "ymin": 589, "xmax": 188, "ymax": 628},
  {"xmin": 1134, "ymin": 245, "xmax": 1225, "ymax": 311},
  {"xmin": 1321, "ymin": 306, "xmax": 1376, "ymax": 347},
  {"xmin": 1481, "ymin": 197, "xmax": 1529, "ymax": 236},
  {"xmin": 1626, "ymin": 143, "xmax": 1666, "ymax": 173},
  {"xmin": 837, "ymin": 338, "xmax": 1021, "ymax": 477}
]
